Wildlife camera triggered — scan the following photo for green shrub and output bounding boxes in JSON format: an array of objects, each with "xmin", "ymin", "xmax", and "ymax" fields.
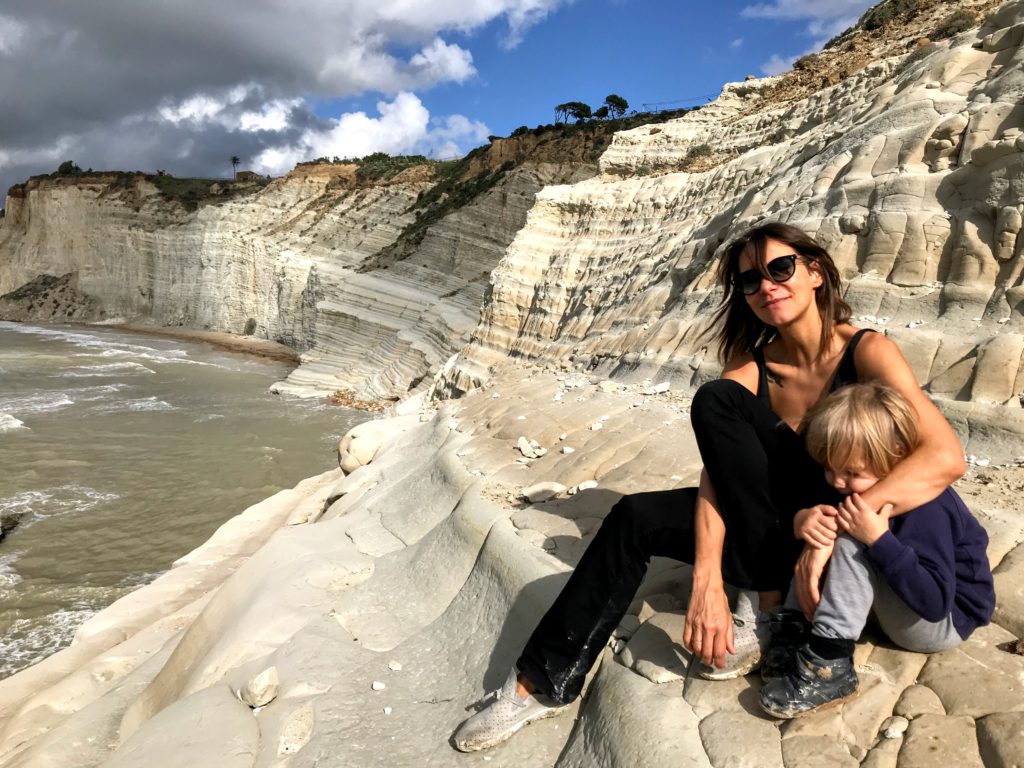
[
  {"xmin": 862, "ymin": 0, "xmax": 918, "ymax": 31},
  {"xmin": 934, "ymin": 9, "xmax": 977, "ymax": 39},
  {"xmin": 794, "ymin": 54, "xmax": 817, "ymax": 71},
  {"xmin": 511, "ymin": 125, "xmax": 530, "ymax": 137}
]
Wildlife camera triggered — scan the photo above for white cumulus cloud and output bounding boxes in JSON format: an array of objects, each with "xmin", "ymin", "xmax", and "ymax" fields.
[
  {"xmin": 0, "ymin": 0, "xmax": 571, "ymax": 192},
  {"xmin": 252, "ymin": 93, "xmax": 490, "ymax": 176}
]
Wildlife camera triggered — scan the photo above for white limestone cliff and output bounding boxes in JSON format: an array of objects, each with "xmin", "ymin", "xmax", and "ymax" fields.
[{"xmin": 438, "ymin": 0, "xmax": 1024, "ymax": 457}]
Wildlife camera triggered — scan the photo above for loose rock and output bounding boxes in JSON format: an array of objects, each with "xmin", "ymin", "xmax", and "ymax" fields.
[
  {"xmin": 522, "ymin": 482, "xmax": 566, "ymax": 503},
  {"xmin": 237, "ymin": 666, "xmax": 280, "ymax": 708},
  {"xmin": 881, "ymin": 715, "xmax": 909, "ymax": 739}
]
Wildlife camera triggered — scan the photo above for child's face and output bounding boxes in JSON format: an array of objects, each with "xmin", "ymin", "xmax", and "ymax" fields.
[{"xmin": 825, "ymin": 457, "xmax": 882, "ymax": 495}]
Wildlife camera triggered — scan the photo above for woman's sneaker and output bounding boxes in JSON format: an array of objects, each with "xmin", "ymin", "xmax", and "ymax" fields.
[
  {"xmin": 697, "ymin": 611, "xmax": 771, "ymax": 680},
  {"xmin": 453, "ymin": 669, "xmax": 567, "ymax": 752},
  {"xmin": 759, "ymin": 643, "xmax": 859, "ymax": 718}
]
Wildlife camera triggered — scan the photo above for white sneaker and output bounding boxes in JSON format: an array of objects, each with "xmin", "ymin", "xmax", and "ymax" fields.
[
  {"xmin": 453, "ymin": 669, "xmax": 566, "ymax": 752},
  {"xmin": 698, "ymin": 590, "xmax": 771, "ymax": 681}
]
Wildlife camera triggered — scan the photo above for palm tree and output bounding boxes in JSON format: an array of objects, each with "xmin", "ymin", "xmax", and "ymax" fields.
[{"xmin": 230, "ymin": 155, "xmax": 240, "ymax": 179}]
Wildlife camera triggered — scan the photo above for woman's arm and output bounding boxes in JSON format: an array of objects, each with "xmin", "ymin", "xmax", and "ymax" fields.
[
  {"xmin": 683, "ymin": 468, "xmax": 735, "ymax": 668},
  {"xmin": 854, "ymin": 333, "xmax": 966, "ymax": 515},
  {"xmin": 683, "ymin": 355, "xmax": 758, "ymax": 666}
]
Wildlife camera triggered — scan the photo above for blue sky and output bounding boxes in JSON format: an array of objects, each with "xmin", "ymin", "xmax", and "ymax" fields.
[
  {"xmin": 0, "ymin": 0, "xmax": 876, "ymax": 192},
  {"xmin": 317, "ymin": 0, "xmax": 874, "ymax": 144}
]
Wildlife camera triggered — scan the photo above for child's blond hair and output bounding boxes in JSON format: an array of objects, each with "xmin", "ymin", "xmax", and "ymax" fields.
[{"xmin": 803, "ymin": 382, "xmax": 918, "ymax": 476}]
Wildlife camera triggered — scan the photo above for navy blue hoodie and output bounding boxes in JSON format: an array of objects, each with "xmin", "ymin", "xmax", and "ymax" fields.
[{"xmin": 866, "ymin": 487, "xmax": 995, "ymax": 639}]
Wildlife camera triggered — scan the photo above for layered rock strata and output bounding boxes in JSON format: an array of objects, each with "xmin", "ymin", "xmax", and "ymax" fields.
[{"xmin": 437, "ymin": 0, "xmax": 1024, "ymax": 458}]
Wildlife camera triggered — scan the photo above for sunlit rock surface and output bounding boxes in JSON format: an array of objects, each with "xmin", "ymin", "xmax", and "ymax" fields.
[{"xmin": 1, "ymin": 2, "xmax": 1024, "ymax": 766}]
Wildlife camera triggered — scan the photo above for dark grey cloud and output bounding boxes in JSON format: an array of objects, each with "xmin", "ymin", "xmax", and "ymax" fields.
[{"xmin": 0, "ymin": 0, "xmax": 570, "ymax": 195}]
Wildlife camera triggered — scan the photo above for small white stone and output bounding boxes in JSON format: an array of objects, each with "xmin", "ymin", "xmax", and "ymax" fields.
[
  {"xmin": 516, "ymin": 415, "xmax": 526, "ymax": 420},
  {"xmin": 372, "ymin": 681, "xmax": 386, "ymax": 691},
  {"xmin": 237, "ymin": 666, "xmax": 280, "ymax": 708},
  {"xmin": 907, "ymin": 319, "xmax": 927, "ymax": 328},
  {"xmin": 600, "ymin": 415, "xmax": 609, "ymax": 421},
  {"xmin": 881, "ymin": 715, "xmax": 909, "ymax": 739},
  {"xmin": 590, "ymin": 421, "xmax": 604, "ymax": 431},
  {"xmin": 561, "ymin": 446, "xmax": 575, "ymax": 454},
  {"xmin": 553, "ymin": 392, "xmax": 563, "ymax": 401},
  {"xmin": 576, "ymin": 480, "xmax": 598, "ymax": 492},
  {"xmin": 559, "ymin": 433, "xmax": 567, "ymax": 440},
  {"xmin": 491, "ymin": 393, "xmax": 500, "ymax": 399},
  {"xmin": 383, "ymin": 707, "xmax": 393, "ymax": 715},
  {"xmin": 388, "ymin": 661, "xmax": 402, "ymax": 671},
  {"xmin": 522, "ymin": 481, "xmax": 567, "ymax": 503},
  {"xmin": 517, "ymin": 436, "xmax": 539, "ymax": 458},
  {"xmin": 975, "ymin": 458, "xmax": 990, "ymax": 467}
]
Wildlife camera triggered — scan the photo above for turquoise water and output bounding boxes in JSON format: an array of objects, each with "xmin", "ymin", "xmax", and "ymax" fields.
[{"xmin": 0, "ymin": 322, "xmax": 363, "ymax": 678}]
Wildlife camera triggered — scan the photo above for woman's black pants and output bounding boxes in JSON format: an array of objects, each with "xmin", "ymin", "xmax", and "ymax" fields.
[{"xmin": 516, "ymin": 379, "xmax": 840, "ymax": 705}]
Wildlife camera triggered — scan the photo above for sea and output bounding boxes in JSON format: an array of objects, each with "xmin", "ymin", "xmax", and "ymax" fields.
[{"xmin": 0, "ymin": 321, "xmax": 362, "ymax": 679}]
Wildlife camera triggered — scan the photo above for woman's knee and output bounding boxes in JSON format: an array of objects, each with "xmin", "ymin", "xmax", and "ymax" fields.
[{"xmin": 691, "ymin": 379, "xmax": 750, "ymax": 426}]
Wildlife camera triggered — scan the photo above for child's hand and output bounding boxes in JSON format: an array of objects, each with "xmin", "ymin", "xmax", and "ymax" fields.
[
  {"xmin": 793, "ymin": 504, "xmax": 839, "ymax": 548},
  {"xmin": 836, "ymin": 493, "xmax": 892, "ymax": 545}
]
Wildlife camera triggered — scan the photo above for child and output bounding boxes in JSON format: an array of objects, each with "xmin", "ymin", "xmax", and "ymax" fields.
[{"xmin": 759, "ymin": 382, "xmax": 995, "ymax": 718}]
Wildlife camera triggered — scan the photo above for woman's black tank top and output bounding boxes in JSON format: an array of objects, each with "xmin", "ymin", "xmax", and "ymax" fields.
[{"xmin": 751, "ymin": 328, "xmax": 875, "ymax": 411}]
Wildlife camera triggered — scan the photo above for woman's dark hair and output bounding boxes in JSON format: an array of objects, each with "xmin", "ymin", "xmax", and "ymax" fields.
[{"xmin": 709, "ymin": 222, "xmax": 851, "ymax": 363}]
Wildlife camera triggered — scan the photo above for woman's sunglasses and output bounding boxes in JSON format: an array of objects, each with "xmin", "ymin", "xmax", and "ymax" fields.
[{"xmin": 733, "ymin": 253, "xmax": 799, "ymax": 295}]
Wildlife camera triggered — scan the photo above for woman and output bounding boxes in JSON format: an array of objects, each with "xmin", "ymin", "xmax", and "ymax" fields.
[{"xmin": 453, "ymin": 222, "xmax": 964, "ymax": 753}]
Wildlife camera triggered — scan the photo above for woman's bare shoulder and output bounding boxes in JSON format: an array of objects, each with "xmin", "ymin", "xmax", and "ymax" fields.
[
  {"xmin": 721, "ymin": 351, "xmax": 759, "ymax": 394},
  {"xmin": 853, "ymin": 329, "xmax": 906, "ymax": 371}
]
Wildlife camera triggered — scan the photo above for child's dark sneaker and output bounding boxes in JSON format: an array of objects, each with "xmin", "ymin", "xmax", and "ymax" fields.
[
  {"xmin": 759, "ymin": 642, "xmax": 858, "ymax": 718},
  {"xmin": 760, "ymin": 608, "xmax": 811, "ymax": 682}
]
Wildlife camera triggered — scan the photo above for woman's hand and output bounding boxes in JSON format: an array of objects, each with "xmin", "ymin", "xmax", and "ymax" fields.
[
  {"xmin": 793, "ymin": 504, "xmax": 839, "ymax": 548},
  {"xmin": 794, "ymin": 542, "xmax": 834, "ymax": 620},
  {"xmin": 683, "ymin": 581, "xmax": 735, "ymax": 668},
  {"xmin": 837, "ymin": 493, "xmax": 892, "ymax": 545}
]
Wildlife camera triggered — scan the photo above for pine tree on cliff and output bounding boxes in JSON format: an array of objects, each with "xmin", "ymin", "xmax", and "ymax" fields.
[
  {"xmin": 230, "ymin": 155, "xmax": 241, "ymax": 179},
  {"xmin": 603, "ymin": 94, "xmax": 628, "ymax": 119}
]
